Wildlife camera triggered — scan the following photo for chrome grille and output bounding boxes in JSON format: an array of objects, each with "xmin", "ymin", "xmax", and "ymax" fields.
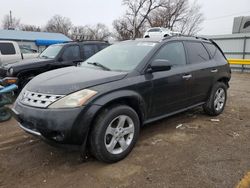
[{"xmin": 20, "ymin": 90, "xmax": 64, "ymax": 108}]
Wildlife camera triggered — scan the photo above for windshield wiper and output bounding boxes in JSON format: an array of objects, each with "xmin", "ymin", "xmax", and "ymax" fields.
[{"xmin": 87, "ymin": 62, "xmax": 110, "ymax": 71}]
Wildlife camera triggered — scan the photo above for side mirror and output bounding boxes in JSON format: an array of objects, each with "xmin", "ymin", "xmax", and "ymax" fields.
[
  {"xmin": 73, "ymin": 59, "xmax": 82, "ymax": 64},
  {"xmin": 148, "ymin": 59, "xmax": 172, "ymax": 73}
]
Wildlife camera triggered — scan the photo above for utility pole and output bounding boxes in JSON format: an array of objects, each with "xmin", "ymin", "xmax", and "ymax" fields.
[{"xmin": 9, "ymin": 10, "xmax": 13, "ymax": 30}]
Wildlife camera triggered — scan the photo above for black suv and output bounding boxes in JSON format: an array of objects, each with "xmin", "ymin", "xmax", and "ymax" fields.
[
  {"xmin": 0, "ymin": 41, "xmax": 109, "ymax": 89},
  {"xmin": 12, "ymin": 37, "xmax": 231, "ymax": 163}
]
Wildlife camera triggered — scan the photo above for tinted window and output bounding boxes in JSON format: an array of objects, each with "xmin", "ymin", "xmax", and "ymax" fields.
[
  {"xmin": 185, "ymin": 42, "xmax": 210, "ymax": 64},
  {"xmin": 82, "ymin": 44, "xmax": 98, "ymax": 59},
  {"xmin": 148, "ymin": 28, "xmax": 161, "ymax": 32},
  {"xmin": 0, "ymin": 43, "xmax": 16, "ymax": 55},
  {"xmin": 99, "ymin": 44, "xmax": 109, "ymax": 50},
  {"xmin": 62, "ymin": 45, "xmax": 80, "ymax": 61},
  {"xmin": 204, "ymin": 43, "xmax": 226, "ymax": 61},
  {"xmin": 153, "ymin": 42, "xmax": 186, "ymax": 66}
]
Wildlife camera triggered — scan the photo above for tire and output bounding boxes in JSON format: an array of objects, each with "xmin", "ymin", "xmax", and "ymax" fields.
[
  {"xmin": 90, "ymin": 105, "xmax": 140, "ymax": 163},
  {"xmin": 203, "ymin": 82, "xmax": 228, "ymax": 116},
  {"xmin": 0, "ymin": 107, "xmax": 12, "ymax": 122}
]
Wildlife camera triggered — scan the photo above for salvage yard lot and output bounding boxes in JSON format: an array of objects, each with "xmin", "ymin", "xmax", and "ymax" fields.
[{"xmin": 0, "ymin": 73, "xmax": 250, "ymax": 188}]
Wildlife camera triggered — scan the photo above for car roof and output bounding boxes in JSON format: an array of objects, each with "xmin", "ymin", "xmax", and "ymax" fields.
[
  {"xmin": 134, "ymin": 36, "xmax": 213, "ymax": 44},
  {"xmin": 61, "ymin": 41, "xmax": 109, "ymax": 46}
]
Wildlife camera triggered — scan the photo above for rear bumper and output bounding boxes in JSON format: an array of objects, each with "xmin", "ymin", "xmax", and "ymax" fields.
[{"xmin": 12, "ymin": 101, "xmax": 102, "ymax": 145}]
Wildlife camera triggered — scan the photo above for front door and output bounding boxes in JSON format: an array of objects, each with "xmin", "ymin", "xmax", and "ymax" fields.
[{"xmin": 149, "ymin": 41, "xmax": 191, "ymax": 118}]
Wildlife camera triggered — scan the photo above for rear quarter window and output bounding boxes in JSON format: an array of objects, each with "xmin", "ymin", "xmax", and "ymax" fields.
[
  {"xmin": 185, "ymin": 42, "xmax": 210, "ymax": 64},
  {"xmin": 204, "ymin": 43, "xmax": 226, "ymax": 61},
  {"xmin": 0, "ymin": 43, "xmax": 16, "ymax": 55}
]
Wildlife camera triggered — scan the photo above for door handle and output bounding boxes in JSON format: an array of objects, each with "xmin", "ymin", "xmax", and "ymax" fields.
[
  {"xmin": 182, "ymin": 74, "xmax": 192, "ymax": 79},
  {"xmin": 211, "ymin": 69, "xmax": 218, "ymax": 73}
]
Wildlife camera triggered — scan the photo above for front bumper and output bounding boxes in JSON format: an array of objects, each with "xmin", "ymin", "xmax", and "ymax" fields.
[{"xmin": 12, "ymin": 101, "xmax": 101, "ymax": 145}]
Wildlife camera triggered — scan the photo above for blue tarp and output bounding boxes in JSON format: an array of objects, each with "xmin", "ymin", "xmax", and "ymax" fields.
[{"xmin": 35, "ymin": 40, "xmax": 67, "ymax": 46}]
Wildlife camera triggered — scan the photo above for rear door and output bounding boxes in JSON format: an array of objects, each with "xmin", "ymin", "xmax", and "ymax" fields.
[
  {"xmin": 183, "ymin": 41, "xmax": 216, "ymax": 105},
  {"xmin": 149, "ymin": 41, "xmax": 191, "ymax": 118}
]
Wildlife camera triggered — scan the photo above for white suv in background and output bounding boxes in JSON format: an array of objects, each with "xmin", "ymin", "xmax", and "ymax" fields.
[{"xmin": 143, "ymin": 27, "xmax": 180, "ymax": 38}]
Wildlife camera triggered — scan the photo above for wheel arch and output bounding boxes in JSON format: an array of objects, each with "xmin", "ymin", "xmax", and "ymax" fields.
[
  {"xmin": 217, "ymin": 76, "xmax": 230, "ymax": 88},
  {"xmin": 92, "ymin": 90, "xmax": 147, "ymax": 126}
]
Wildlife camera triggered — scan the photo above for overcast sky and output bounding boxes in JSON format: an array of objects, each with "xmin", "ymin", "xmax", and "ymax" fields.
[{"xmin": 0, "ymin": 0, "xmax": 249, "ymax": 35}]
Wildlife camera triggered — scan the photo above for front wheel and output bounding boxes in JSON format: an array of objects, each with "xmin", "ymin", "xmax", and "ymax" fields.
[
  {"xmin": 203, "ymin": 82, "xmax": 228, "ymax": 116},
  {"xmin": 90, "ymin": 105, "xmax": 140, "ymax": 163}
]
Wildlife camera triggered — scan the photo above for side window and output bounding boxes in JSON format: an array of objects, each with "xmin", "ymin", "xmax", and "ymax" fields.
[
  {"xmin": 0, "ymin": 43, "xmax": 16, "ymax": 55},
  {"xmin": 99, "ymin": 44, "xmax": 109, "ymax": 50},
  {"xmin": 204, "ymin": 43, "xmax": 226, "ymax": 61},
  {"xmin": 148, "ymin": 28, "xmax": 161, "ymax": 32},
  {"xmin": 185, "ymin": 42, "xmax": 210, "ymax": 64},
  {"xmin": 153, "ymin": 42, "xmax": 186, "ymax": 66},
  {"xmin": 82, "ymin": 44, "xmax": 98, "ymax": 59},
  {"xmin": 62, "ymin": 45, "xmax": 80, "ymax": 61}
]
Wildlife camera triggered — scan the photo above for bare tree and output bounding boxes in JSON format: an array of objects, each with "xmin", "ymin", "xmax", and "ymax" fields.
[
  {"xmin": 20, "ymin": 24, "xmax": 41, "ymax": 32},
  {"xmin": 147, "ymin": 0, "xmax": 188, "ymax": 29},
  {"xmin": 113, "ymin": 18, "xmax": 134, "ymax": 40},
  {"xmin": 177, "ymin": 1, "xmax": 204, "ymax": 35},
  {"xmin": 87, "ymin": 23, "xmax": 111, "ymax": 40},
  {"xmin": 45, "ymin": 15, "xmax": 72, "ymax": 36},
  {"xmin": 113, "ymin": 0, "xmax": 204, "ymax": 39},
  {"xmin": 70, "ymin": 24, "xmax": 111, "ymax": 41},
  {"xmin": 70, "ymin": 26, "xmax": 90, "ymax": 41},
  {"xmin": 113, "ymin": 0, "xmax": 164, "ymax": 40},
  {"xmin": 2, "ymin": 14, "xmax": 20, "ymax": 30}
]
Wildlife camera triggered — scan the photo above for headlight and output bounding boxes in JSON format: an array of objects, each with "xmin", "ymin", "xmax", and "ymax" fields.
[
  {"xmin": 8, "ymin": 68, "xmax": 14, "ymax": 76},
  {"xmin": 48, "ymin": 89, "xmax": 97, "ymax": 109}
]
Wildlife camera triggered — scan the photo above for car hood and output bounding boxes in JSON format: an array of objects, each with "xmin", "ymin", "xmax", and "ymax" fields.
[
  {"xmin": 4, "ymin": 58, "xmax": 54, "ymax": 69},
  {"xmin": 25, "ymin": 66, "xmax": 127, "ymax": 95}
]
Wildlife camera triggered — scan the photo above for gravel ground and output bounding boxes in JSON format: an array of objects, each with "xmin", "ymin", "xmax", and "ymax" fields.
[{"xmin": 0, "ymin": 73, "xmax": 250, "ymax": 188}]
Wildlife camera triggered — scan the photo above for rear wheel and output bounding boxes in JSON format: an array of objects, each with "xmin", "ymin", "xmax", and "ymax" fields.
[
  {"xmin": 90, "ymin": 105, "xmax": 140, "ymax": 163},
  {"xmin": 203, "ymin": 82, "xmax": 227, "ymax": 116}
]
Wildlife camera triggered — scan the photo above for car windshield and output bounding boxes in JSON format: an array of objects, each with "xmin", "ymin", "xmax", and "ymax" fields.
[
  {"xmin": 81, "ymin": 41, "xmax": 157, "ymax": 72},
  {"xmin": 39, "ymin": 45, "xmax": 63, "ymax": 59}
]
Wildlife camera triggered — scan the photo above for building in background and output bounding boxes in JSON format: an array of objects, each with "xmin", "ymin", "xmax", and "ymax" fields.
[
  {"xmin": 204, "ymin": 16, "xmax": 250, "ymax": 72},
  {"xmin": 0, "ymin": 30, "xmax": 72, "ymax": 52},
  {"xmin": 232, "ymin": 16, "xmax": 250, "ymax": 34},
  {"xmin": 205, "ymin": 16, "xmax": 250, "ymax": 60}
]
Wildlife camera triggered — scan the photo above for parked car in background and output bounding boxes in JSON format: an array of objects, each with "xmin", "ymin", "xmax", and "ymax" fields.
[
  {"xmin": 12, "ymin": 36, "xmax": 231, "ymax": 163},
  {"xmin": 0, "ymin": 41, "xmax": 39, "ymax": 67},
  {"xmin": 144, "ymin": 27, "xmax": 181, "ymax": 38},
  {"xmin": 0, "ymin": 41, "xmax": 110, "ymax": 90}
]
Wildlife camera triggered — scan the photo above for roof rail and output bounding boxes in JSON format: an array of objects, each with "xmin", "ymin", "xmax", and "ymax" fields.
[
  {"xmin": 74, "ymin": 40, "xmax": 109, "ymax": 43},
  {"xmin": 162, "ymin": 34, "xmax": 211, "ymax": 41}
]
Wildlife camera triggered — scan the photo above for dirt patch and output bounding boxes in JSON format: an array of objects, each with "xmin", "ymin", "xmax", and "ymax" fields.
[{"xmin": 1, "ymin": 73, "xmax": 250, "ymax": 188}]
